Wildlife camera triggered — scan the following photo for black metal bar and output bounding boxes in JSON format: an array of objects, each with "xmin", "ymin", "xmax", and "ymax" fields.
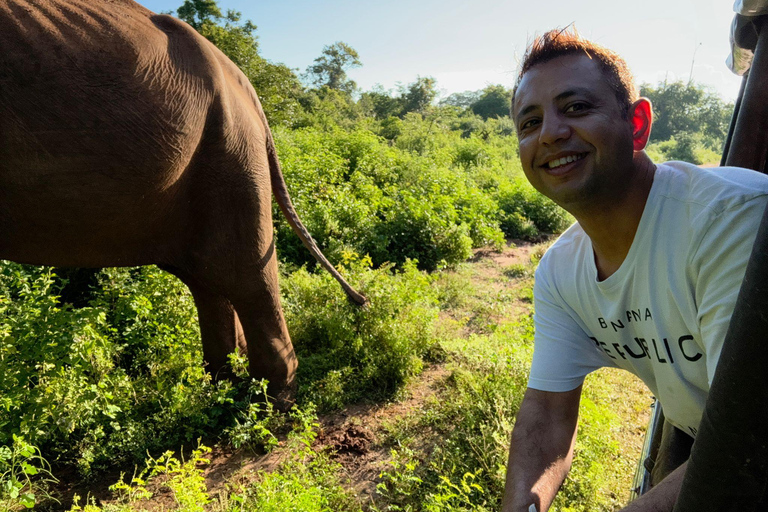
[
  {"xmin": 720, "ymin": 75, "xmax": 747, "ymax": 168},
  {"xmin": 629, "ymin": 399, "xmax": 663, "ymax": 501},
  {"xmin": 725, "ymin": 16, "xmax": 768, "ymax": 171}
]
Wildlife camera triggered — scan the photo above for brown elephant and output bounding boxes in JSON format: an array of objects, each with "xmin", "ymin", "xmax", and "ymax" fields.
[{"xmin": 0, "ymin": 0, "xmax": 365, "ymax": 403}]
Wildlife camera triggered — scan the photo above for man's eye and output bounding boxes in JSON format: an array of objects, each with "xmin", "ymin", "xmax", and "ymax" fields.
[
  {"xmin": 520, "ymin": 118, "xmax": 540, "ymax": 131},
  {"xmin": 565, "ymin": 102, "xmax": 588, "ymax": 113}
]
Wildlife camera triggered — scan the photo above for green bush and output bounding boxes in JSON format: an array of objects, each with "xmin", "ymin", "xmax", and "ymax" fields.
[
  {"xmin": 281, "ymin": 255, "xmax": 440, "ymax": 410},
  {"xmin": 0, "ymin": 254, "xmax": 444, "ymax": 474},
  {"xmin": 496, "ymin": 179, "xmax": 572, "ymax": 239},
  {"xmin": 273, "ymin": 126, "xmax": 507, "ymax": 271},
  {"xmin": 646, "ymin": 131, "xmax": 721, "ymax": 166},
  {"xmin": 369, "ymin": 193, "xmax": 474, "ymax": 271},
  {"xmin": 0, "ymin": 263, "xmax": 245, "ymax": 475}
]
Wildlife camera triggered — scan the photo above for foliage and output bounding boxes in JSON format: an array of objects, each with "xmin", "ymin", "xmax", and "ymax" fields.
[
  {"xmin": 399, "ymin": 76, "xmax": 439, "ymax": 115},
  {"xmin": 360, "ymin": 77, "xmax": 439, "ymax": 120},
  {"xmin": 305, "ymin": 41, "xmax": 362, "ymax": 94},
  {"xmin": 271, "ymin": 124, "xmax": 511, "ymax": 271},
  {"xmin": 646, "ymin": 132, "xmax": 721, "ymax": 165},
  {"xmin": 360, "ymin": 85, "xmax": 405, "ymax": 120},
  {"xmin": 641, "ymin": 80, "xmax": 733, "ymax": 152},
  {"xmin": 67, "ymin": 443, "xmax": 213, "ymax": 512},
  {"xmin": 503, "ymin": 263, "xmax": 531, "ymax": 279},
  {"xmin": 176, "ymin": 0, "xmax": 304, "ymax": 127},
  {"xmin": 376, "ymin": 313, "xmax": 634, "ymax": 512},
  {"xmin": 373, "ymin": 316, "xmax": 532, "ymax": 511},
  {"xmin": 282, "ymin": 255, "xmax": 440, "ymax": 410},
  {"xmin": 495, "ymin": 178, "xmax": 573, "ymax": 239},
  {"xmin": 470, "ymin": 85, "xmax": 511, "ymax": 120},
  {"xmin": 0, "ymin": 263, "xmax": 248, "ymax": 475},
  {"xmin": 131, "ymin": 443, "xmax": 213, "ymax": 511},
  {"xmin": 439, "ymin": 90, "xmax": 483, "ymax": 109},
  {"xmin": 0, "ymin": 435, "xmax": 57, "ymax": 510},
  {"xmin": 66, "ymin": 406, "xmax": 361, "ymax": 512},
  {"xmin": 236, "ymin": 412, "xmax": 361, "ymax": 512},
  {"xmin": 223, "ymin": 378, "xmax": 281, "ymax": 451}
]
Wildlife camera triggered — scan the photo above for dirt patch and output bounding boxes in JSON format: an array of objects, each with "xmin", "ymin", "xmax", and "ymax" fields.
[
  {"xmin": 311, "ymin": 365, "xmax": 450, "ymax": 503},
  {"xmin": 472, "ymin": 239, "xmax": 537, "ymax": 267},
  {"xmin": 319, "ymin": 424, "xmax": 375, "ymax": 456}
]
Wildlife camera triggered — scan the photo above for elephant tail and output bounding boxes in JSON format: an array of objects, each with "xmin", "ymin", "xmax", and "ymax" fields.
[{"xmin": 265, "ymin": 129, "xmax": 368, "ymax": 307}]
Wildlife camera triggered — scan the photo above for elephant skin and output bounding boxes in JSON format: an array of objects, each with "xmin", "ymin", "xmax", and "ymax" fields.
[{"xmin": 0, "ymin": 0, "xmax": 365, "ymax": 404}]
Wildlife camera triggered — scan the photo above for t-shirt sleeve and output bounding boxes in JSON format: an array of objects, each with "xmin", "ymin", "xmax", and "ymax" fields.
[
  {"xmin": 528, "ymin": 259, "xmax": 614, "ymax": 392},
  {"xmin": 693, "ymin": 196, "xmax": 768, "ymax": 386}
]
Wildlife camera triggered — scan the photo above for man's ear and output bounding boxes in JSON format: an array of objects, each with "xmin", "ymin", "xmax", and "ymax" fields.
[{"xmin": 630, "ymin": 98, "xmax": 653, "ymax": 151}]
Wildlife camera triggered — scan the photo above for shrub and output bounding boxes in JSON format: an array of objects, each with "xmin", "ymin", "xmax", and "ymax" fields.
[
  {"xmin": 369, "ymin": 193, "xmax": 474, "ymax": 271},
  {"xmin": 281, "ymin": 255, "xmax": 440, "ymax": 410},
  {"xmin": 0, "ymin": 435, "xmax": 57, "ymax": 510},
  {"xmin": 453, "ymin": 137, "xmax": 490, "ymax": 168},
  {"xmin": 0, "ymin": 263, "xmax": 246, "ymax": 475},
  {"xmin": 647, "ymin": 131, "xmax": 721, "ymax": 166},
  {"xmin": 273, "ymin": 127, "xmax": 507, "ymax": 271},
  {"xmin": 495, "ymin": 179, "xmax": 572, "ymax": 239}
]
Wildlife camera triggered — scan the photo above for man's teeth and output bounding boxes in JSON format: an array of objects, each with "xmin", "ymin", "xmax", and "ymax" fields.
[{"xmin": 547, "ymin": 154, "xmax": 585, "ymax": 169}]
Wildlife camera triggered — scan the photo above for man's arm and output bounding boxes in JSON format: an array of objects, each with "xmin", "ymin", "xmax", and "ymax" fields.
[
  {"xmin": 501, "ymin": 385, "xmax": 582, "ymax": 512},
  {"xmin": 621, "ymin": 460, "xmax": 687, "ymax": 511}
]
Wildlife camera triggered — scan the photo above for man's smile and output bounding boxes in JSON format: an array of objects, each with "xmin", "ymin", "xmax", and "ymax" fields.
[{"xmin": 539, "ymin": 152, "xmax": 588, "ymax": 176}]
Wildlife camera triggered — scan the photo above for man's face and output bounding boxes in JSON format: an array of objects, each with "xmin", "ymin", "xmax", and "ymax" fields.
[{"xmin": 513, "ymin": 54, "xmax": 635, "ymax": 210}]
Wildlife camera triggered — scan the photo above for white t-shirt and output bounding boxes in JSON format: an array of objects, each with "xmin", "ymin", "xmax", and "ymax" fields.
[{"xmin": 528, "ymin": 161, "xmax": 768, "ymax": 437}]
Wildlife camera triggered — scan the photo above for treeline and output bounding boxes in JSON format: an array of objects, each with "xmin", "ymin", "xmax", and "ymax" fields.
[{"xmin": 178, "ymin": 0, "xmax": 733, "ymax": 167}]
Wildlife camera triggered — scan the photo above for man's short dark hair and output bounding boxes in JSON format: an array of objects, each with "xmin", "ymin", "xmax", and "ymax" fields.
[{"xmin": 513, "ymin": 28, "xmax": 638, "ymax": 118}]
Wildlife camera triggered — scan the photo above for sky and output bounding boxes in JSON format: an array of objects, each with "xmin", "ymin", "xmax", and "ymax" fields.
[{"xmin": 138, "ymin": 0, "xmax": 745, "ymax": 102}]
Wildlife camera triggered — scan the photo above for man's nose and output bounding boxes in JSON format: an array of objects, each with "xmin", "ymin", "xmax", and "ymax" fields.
[{"xmin": 538, "ymin": 114, "xmax": 571, "ymax": 145}]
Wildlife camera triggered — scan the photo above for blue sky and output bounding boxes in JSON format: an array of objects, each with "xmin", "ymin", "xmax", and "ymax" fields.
[{"xmin": 138, "ymin": 0, "xmax": 744, "ymax": 102}]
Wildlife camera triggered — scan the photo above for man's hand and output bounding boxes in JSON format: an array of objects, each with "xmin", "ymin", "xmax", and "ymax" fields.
[{"xmin": 501, "ymin": 386, "xmax": 582, "ymax": 512}]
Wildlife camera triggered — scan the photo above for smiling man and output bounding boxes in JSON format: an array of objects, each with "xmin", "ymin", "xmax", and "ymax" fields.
[{"xmin": 502, "ymin": 29, "xmax": 768, "ymax": 511}]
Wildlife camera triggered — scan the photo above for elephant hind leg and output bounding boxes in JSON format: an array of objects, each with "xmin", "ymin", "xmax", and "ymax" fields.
[{"xmin": 162, "ymin": 266, "xmax": 246, "ymax": 381}]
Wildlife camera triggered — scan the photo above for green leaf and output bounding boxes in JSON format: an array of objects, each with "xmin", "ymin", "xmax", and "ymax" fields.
[{"xmin": 21, "ymin": 462, "xmax": 38, "ymax": 475}]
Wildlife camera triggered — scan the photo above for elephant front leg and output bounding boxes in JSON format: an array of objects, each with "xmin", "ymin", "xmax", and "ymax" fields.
[{"xmin": 162, "ymin": 266, "xmax": 247, "ymax": 381}]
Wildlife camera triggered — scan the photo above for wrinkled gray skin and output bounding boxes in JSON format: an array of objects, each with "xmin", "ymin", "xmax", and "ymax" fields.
[{"xmin": 0, "ymin": 0, "xmax": 365, "ymax": 404}]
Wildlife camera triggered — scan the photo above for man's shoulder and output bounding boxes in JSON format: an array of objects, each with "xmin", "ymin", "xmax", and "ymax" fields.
[
  {"xmin": 657, "ymin": 161, "xmax": 768, "ymax": 213},
  {"xmin": 537, "ymin": 223, "xmax": 589, "ymax": 276}
]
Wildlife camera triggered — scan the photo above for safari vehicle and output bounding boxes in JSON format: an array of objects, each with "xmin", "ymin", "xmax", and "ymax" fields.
[{"xmin": 631, "ymin": 2, "xmax": 768, "ymax": 509}]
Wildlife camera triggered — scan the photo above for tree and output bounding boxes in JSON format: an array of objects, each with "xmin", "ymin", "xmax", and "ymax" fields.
[
  {"xmin": 439, "ymin": 90, "xmax": 483, "ymax": 109},
  {"xmin": 177, "ymin": 0, "xmax": 224, "ymax": 30},
  {"xmin": 359, "ymin": 84, "xmax": 403, "ymax": 119},
  {"xmin": 399, "ymin": 76, "xmax": 438, "ymax": 115},
  {"xmin": 640, "ymin": 81, "xmax": 733, "ymax": 151},
  {"xmin": 470, "ymin": 85, "xmax": 511, "ymax": 120},
  {"xmin": 175, "ymin": 0, "xmax": 305, "ymax": 126},
  {"xmin": 305, "ymin": 42, "xmax": 362, "ymax": 93},
  {"xmin": 177, "ymin": 0, "xmax": 259, "ymax": 64}
]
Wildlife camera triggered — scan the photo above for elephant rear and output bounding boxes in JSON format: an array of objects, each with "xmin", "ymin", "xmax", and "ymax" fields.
[{"xmin": 0, "ymin": 0, "xmax": 227, "ymax": 266}]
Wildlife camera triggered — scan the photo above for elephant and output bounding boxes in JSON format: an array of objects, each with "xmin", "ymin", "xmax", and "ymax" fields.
[{"xmin": 0, "ymin": 0, "xmax": 366, "ymax": 404}]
